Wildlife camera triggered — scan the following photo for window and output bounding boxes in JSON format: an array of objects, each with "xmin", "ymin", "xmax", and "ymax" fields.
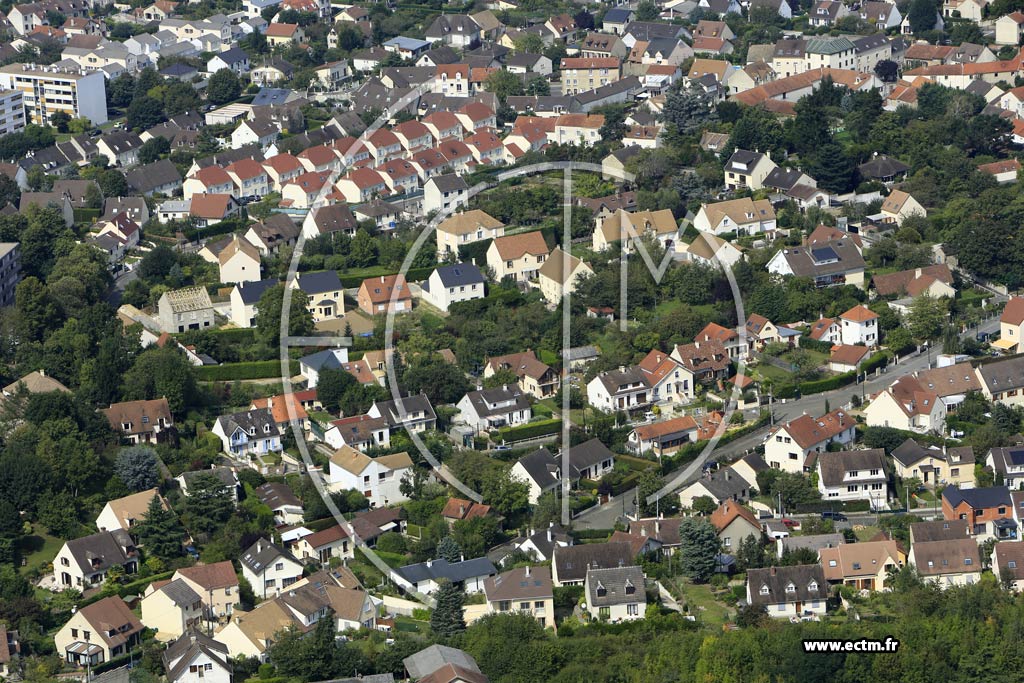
[
  {"xmin": 626, "ymin": 603, "xmax": 638, "ymax": 616},
  {"xmin": 785, "ymin": 582, "xmax": 795, "ymax": 593},
  {"xmin": 965, "ymin": 558, "xmax": 973, "ymax": 565},
  {"xmin": 759, "ymin": 585, "xmax": 769, "ymax": 595},
  {"xmin": 71, "ymin": 628, "xmax": 78, "ymax": 638},
  {"xmin": 1010, "ymin": 561, "xmax": 1017, "ymax": 569},
  {"xmin": 275, "ymin": 562, "xmax": 284, "ymax": 571}
]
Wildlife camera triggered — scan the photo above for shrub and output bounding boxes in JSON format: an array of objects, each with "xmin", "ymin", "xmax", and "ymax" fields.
[{"xmin": 497, "ymin": 418, "xmax": 562, "ymax": 442}]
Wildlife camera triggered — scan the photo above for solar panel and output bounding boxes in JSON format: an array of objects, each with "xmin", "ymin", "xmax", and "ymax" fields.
[{"xmin": 811, "ymin": 246, "xmax": 839, "ymax": 263}]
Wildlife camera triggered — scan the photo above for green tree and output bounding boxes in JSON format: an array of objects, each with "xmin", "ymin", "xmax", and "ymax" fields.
[
  {"xmin": 430, "ymin": 580, "xmax": 467, "ymax": 639},
  {"xmin": 37, "ymin": 490, "xmax": 81, "ymax": 538},
  {"xmin": 207, "ymin": 69, "xmax": 243, "ymax": 105},
  {"xmin": 314, "ymin": 367, "xmax": 357, "ymax": 414},
  {"xmin": 810, "ymin": 141, "xmax": 855, "ymax": 193},
  {"xmin": 253, "ymin": 283, "xmax": 315, "ymax": 348},
  {"xmin": 636, "ymin": 468, "xmax": 664, "ymax": 517},
  {"xmin": 662, "ymin": 82, "xmax": 718, "ymax": 138},
  {"xmin": 98, "ymin": 169, "xmax": 129, "ymax": 198},
  {"xmin": 484, "ymin": 69, "xmax": 524, "ymax": 102},
  {"xmin": 135, "ymin": 493, "xmax": 185, "ymax": 560},
  {"xmin": 122, "ymin": 346, "xmax": 198, "ymax": 414},
  {"xmin": 677, "ymin": 517, "xmax": 720, "ymax": 583},
  {"xmin": 127, "ymin": 95, "xmax": 165, "ymax": 131},
  {"xmin": 908, "ymin": 0, "xmax": 939, "ymax": 33},
  {"xmin": 138, "ymin": 136, "xmax": 170, "ymax": 165},
  {"xmin": 735, "ymin": 533, "xmax": 766, "ymax": 571},
  {"xmin": 436, "ymin": 535, "xmax": 462, "ymax": 563},
  {"xmin": 634, "ymin": 0, "xmax": 660, "ymax": 20},
  {"xmin": 905, "ymin": 294, "xmax": 948, "ymax": 341},
  {"xmin": 50, "ymin": 111, "xmax": 71, "ymax": 133},
  {"xmin": 691, "ymin": 495, "xmax": 717, "ymax": 516},
  {"xmin": 182, "ymin": 472, "xmax": 234, "ymax": 535},
  {"xmin": 115, "ymin": 446, "xmax": 160, "ymax": 491}
]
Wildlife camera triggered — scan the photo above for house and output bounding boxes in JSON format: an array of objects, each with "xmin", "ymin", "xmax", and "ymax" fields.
[
  {"xmin": 2, "ymin": 369, "xmax": 70, "ymax": 399},
  {"xmin": 486, "ymin": 231, "xmax": 549, "ymax": 282},
  {"xmin": 693, "ymin": 197, "xmax": 776, "ymax": 237},
  {"xmin": 722, "ymin": 150, "xmax": 777, "ymax": 190},
  {"xmin": 421, "ymin": 262, "xmax": 485, "ymax": 312},
  {"xmin": 537, "ymin": 248, "xmax": 593, "ymax": 305},
  {"xmin": 212, "ymin": 597, "xmax": 293, "ymax": 660},
  {"xmin": 296, "ymin": 270, "xmax": 343, "ymax": 322},
  {"xmin": 217, "ymin": 235, "xmax": 261, "ymax": 285},
  {"xmin": 839, "ymin": 304, "xmax": 879, "ymax": 346},
  {"xmin": 828, "ymin": 344, "xmax": 870, "ymax": 373},
  {"xmin": 995, "ymin": 11, "xmax": 1024, "ymax": 46},
  {"xmin": 456, "ymin": 385, "xmax": 532, "ymax": 432},
  {"xmin": 880, "ymin": 189, "xmax": 926, "ymax": 226},
  {"xmin": 709, "ymin": 501, "xmax": 761, "ymax": 552},
  {"xmin": 637, "ymin": 348, "xmax": 694, "ymax": 406},
  {"xmin": 909, "ymin": 538, "xmax": 982, "ymax": 588},
  {"xmin": 911, "ymin": 362, "xmax": 981, "ymax": 413},
  {"xmin": 176, "ymin": 467, "xmax": 239, "ymax": 502},
  {"xmin": 864, "ymin": 375, "xmax": 945, "ymax": 434},
  {"xmin": 441, "ymin": 498, "xmax": 494, "ymax": 527},
  {"xmin": 942, "ymin": 485, "xmax": 1015, "ymax": 539},
  {"xmin": 423, "ymin": 175, "xmax": 469, "ymax": 217},
  {"xmin": 233, "ymin": 119, "xmax": 278, "ymax": 151},
  {"xmin": 819, "ymin": 540, "xmax": 903, "ymax": 592},
  {"xmin": 158, "ymin": 286, "xmax": 216, "ymax": 334},
  {"xmin": 587, "ymin": 366, "xmax": 650, "ymax": 413},
  {"xmin": 229, "ymin": 278, "xmax": 278, "ymax": 328},
  {"xmin": 53, "ymin": 530, "xmax": 139, "ymax": 589},
  {"xmin": 894, "ymin": 438, "xmax": 974, "ymax": 488},
  {"xmin": 680, "ymin": 231, "xmax": 744, "ymax": 270},
  {"xmin": 998, "ymin": 296, "xmax": 1024, "ymax": 353},
  {"xmin": 125, "ymin": 159, "xmax": 182, "ymax": 197},
  {"xmin": 55, "ymin": 597, "xmax": 144, "ymax": 668},
  {"xmin": 670, "ymin": 339, "xmax": 731, "ymax": 384},
  {"xmin": 872, "ymin": 264, "xmax": 955, "ymax": 299},
  {"xmin": 141, "ymin": 579, "xmax": 203, "ymax": 639},
  {"xmin": 986, "ymin": 444, "xmax": 1024, "ymax": 489},
  {"xmin": 991, "ymin": 541, "xmax": 1024, "ymax": 591},
  {"xmin": 436, "ymin": 209, "xmax": 504, "ymax": 259},
  {"xmin": 239, "ymin": 539, "xmax": 303, "ymax": 599},
  {"xmin": 746, "ymin": 565, "xmax": 829, "ymax": 618},
  {"xmin": 593, "ymin": 208, "xmax": 678, "ymax": 253},
  {"xmin": 763, "ymin": 409, "xmax": 856, "ymax": 473},
  {"xmin": 484, "ymin": 350, "xmax": 558, "ymax": 400},
  {"xmin": 326, "ymin": 446, "xmax": 412, "ymax": 508},
  {"xmin": 367, "ymin": 394, "xmax": 437, "ymax": 433},
  {"xmin": 294, "ymin": 524, "xmax": 353, "ymax": 565},
  {"xmin": 103, "ymin": 398, "xmax": 174, "ymax": 444},
  {"xmin": 403, "ymin": 645, "xmax": 484, "ymax": 683},
  {"xmin": 511, "ymin": 447, "xmax": 560, "ymax": 504},
  {"xmin": 584, "ymin": 565, "xmax": 646, "ymax": 622},
  {"xmin": 628, "ymin": 416, "xmax": 699, "ymax": 458},
  {"xmin": 355, "ymin": 274, "xmax": 411, "ymax": 316},
  {"xmin": 551, "ymin": 542, "xmax": 634, "ymax": 586},
  {"xmin": 265, "ymin": 22, "xmax": 302, "ymax": 46},
  {"xmin": 858, "ymin": 154, "xmax": 910, "ymax": 184},
  {"xmin": 394, "ymin": 557, "xmax": 497, "ymax": 595},
  {"xmin": 815, "ymin": 449, "xmax": 888, "ymax": 508},
  {"xmin": 172, "ymin": 561, "xmax": 239, "ymax": 621},
  {"xmin": 96, "ymin": 132, "xmax": 144, "ymax": 167},
  {"xmin": 678, "ymin": 466, "xmax": 751, "ymax": 508},
  {"xmin": 743, "ymin": 314, "xmax": 801, "ymax": 352},
  {"xmin": 516, "ymin": 525, "xmax": 572, "ymax": 563},
  {"xmin": 96, "ymin": 489, "xmax": 168, "ymax": 535},
  {"xmin": 162, "ymin": 633, "xmax": 232, "ymax": 683},
  {"xmin": 484, "ymin": 565, "xmax": 555, "ymax": 628},
  {"xmin": 424, "ymin": 14, "xmax": 481, "ymax": 49},
  {"xmin": 767, "ymin": 239, "xmax": 866, "ymax": 288},
  {"xmin": 978, "ymin": 158, "xmax": 1021, "ymax": 184},
  {"xmin": 212, "ymin": 408, "xmax": 283, "ymax": 461},
  {"xmin": 208, "ymin": 47, "xmax": 249, "ymax": 75}
]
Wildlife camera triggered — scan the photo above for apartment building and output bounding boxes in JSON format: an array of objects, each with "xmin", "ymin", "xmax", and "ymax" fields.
[
  {"xmin": 0, "ymin": 243, "xmax": 20, "ymax": 307},
  {"xmin": 0, "ymin": 64, "xmax": 107, "ymax": 125},
  {"xmin": 0, "ymin": 90, "xmax": 25, "ymax": 136}
]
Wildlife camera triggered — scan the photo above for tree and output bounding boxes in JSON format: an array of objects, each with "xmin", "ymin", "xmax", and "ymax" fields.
[
  {"xmin": 314, "ymin": 367, "xmax": 357, "ymax": 414},
  {"xmin": 115, "ymin": 446, "xmax": 161, "ymax": 491},
  {"xmin": 597, "ymin": 104, "xmax": 628, "ymax": 142},
  {"xmin": 50, "ymin": 111, "xmax": 71, "ymax": 133},
  {"xmin": 874, "ymin": 59, "xmax": 899, "ymax": 83},
  {"xmin": 139, "ymin": 244, "xmax": 178, "ymax": 281},
  {"xmin": 908, "ymin": 0, "xmax": 938, "ymax": 33},
  {"xmin": 662, "ymin": 82, "xmax": 718, "ymax": 138},
  {"xmin": 811, "ymin": 141, "xmax": 855, "ymax": 193},
  {"xmin": 122, "ymin": 346, "xmax": 198, "ymax": 414},
  {"xmin": 108, "ymin": 72, "xmax": 136, "ymax": 108},
  {"xmin": 208, "ymin": 69, "xmax": 243, "ymax": 105},
  {"xmin": 513, "ymin": 33, "xmax": 545, "ymax": 54},
  {"xmin": 906, "ymin": 294, "xmax": 948, "ymax": 341},
  {"xmin": 127, "ymin": 95, "xmax": 165, "ymax": 131},
  {"xmin": 526, "ymin": 76, "xmax": 550, "ymax": 96},
  {"xmin": 98, "ymin": 169, "xmax": 129, "ymax": 198},
  {"xmin": 135, "ymin": 493, "xmax": 185, "ymax": 561},
  {"xmin": 37, "ymin": 491, "xmax": 80, "ymax": 538},
  {"xmin": 270, "ymin": 614, "xmax": 368, "ymax": 679},
  {"xmin": 84, "ymin": 182, "xmax": 103, "ymax": 210},
  {"xmin": 182, "ymin": 472, "xmax": 234, "ymax": 535},
  {"xmin": 253, "ymin": 284, "xmax": 315, "ymax": 348},
  {"xmin": 636, "ymin": 468, "xmax": 663, "ymax": 517},
  {"xmin": 735, "ymin": 534, "xmax": 766, "ymax": 571},
  {"xmin": 735, "ymin": 603, "xmax": 769, "ymax": 628},
  {"xmin": 691, "ymin": 495, "xmax": 717, "ymax": 516},
  {"xmin": 677, "ymin": 517, "xmax": 719, "ymax": 583},
  {"xmin": 634, "ymin": 0, "xmax": 660, "ymax": 20},
  {"xmin": 138, "ymin": 136, "xmax": 170, "ymax": 165},
  {"xmin": 430, "ymin": 580, "xmax": 466, "ymax": 639},
  {"xmin": 484, "ymin": 69, "xmax": 524, "ymax": 102},
  {"xmin": 480, "ymin": 469, "xmax": 529, "ymax": 516},
  {"xmin": 436, "ymin": 535, "xmax": 462, "ymax": 563}
]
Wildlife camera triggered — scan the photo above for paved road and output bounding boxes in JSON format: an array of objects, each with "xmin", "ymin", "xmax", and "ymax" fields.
[
  {"xmin": 573, "ymin": 314, "xmax": 1002, "ymax": 529},
  {"xmin": 105, "ymin": 267, "xmax": 138, "ymax": 307}
]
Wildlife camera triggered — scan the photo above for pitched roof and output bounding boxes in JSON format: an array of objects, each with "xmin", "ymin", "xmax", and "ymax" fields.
[
  {"xmin": 174, "ymin": 561, "xmax": 238, "ymax": 590},
  {"xmin": 586, "ymin": 565, "xmax": 645, "ymax": 607},
  {"xmin": 103, "ymin": 398, "xmax": 173, "ymax": 434},
  {"xmin": 829, "ymin": 344, "xmax": 870, "ymax": 366},
  {"xmin": 708, "ymin": 500, "xmax": 760, "ymax": 532},
  {"xmin": 484, "ymin": 565, "xmax": 552, "ymax": 601},
  {"xmin": 76, "ymin": 597, "xmax": 144, "ymax": 649},
  {"xmin": 101, "ymin": 489, "xmax": 166, "ymax": 531},
  {"xmin": 913, "ymin": 538, "xmax": 981, "ymax": 576},
  {"xmin": 747, "ymin": 565, "xmax": 828, "ymax": 606},
  {"xmin": 358, "ymin": 273, "xmax": 410, "ymax": 304},
  {"xmin": 816, "ymin": 449, "xmax": 886, "ymax": 488},
  {"xmin": 553, "ymin": 541, "xmax": 633, "ymax": 583},
  {"xmin": 772, "ymin": 409, "xmax": 852, "ymax": 449},
  {"xmin": 819, "ymin": 539, "xmax": 901, "ymax": 580},
  {"xmin": 914, "ymin": 362, "xmax": 981, "ymax": 397},
  {"xmin": 942, "ymin": 484, "xmax": 1011, "ymax": 510},
  {"xmin": 491, "ymin": 231, "xmax": 548, "ymax": 260},
  {"xmin": 699, "ymin": 197, "xmax": 775, "ymax": 228}
]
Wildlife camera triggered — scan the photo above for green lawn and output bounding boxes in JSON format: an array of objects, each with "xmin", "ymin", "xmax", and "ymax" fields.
[
  {"xmin": 20, "ymin": 525, "xmax": 63, "ymax": 575},
  {"xmin": 670, "ymin": 578, "xmax": 733, "ymax": 626},
  {"xmin": 753, "ymin": 362, "xmax": 794, "ymax": 384},
  {"xmin": 854, "ymin": 525, "xmax": 881, "ymax": 542},
  {"xmin": 393, "ymin": 616, "xmax": 430, "ymax": 633},
  {"xmin": 533, "ymin": 401, "xmax": 554, "ymax": 418}
]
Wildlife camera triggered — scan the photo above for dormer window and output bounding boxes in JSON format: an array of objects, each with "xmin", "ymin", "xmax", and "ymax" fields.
[
  {"xmin": 596, "ymin": 582, "xmax": 607, "ymax": 598},
  {"xmin": 785, "ymin": 582, "xmax": 795, "ymax": 593},
  {"xmin": 624, "ymin": 580, "xmax": 635, "ymax": 595},
  {"xmin": 759, "ymin": 584, "xmax": 769, "ymax": 595}
]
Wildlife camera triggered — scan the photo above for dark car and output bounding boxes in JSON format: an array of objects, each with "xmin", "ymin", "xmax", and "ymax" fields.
[{"xmin": 821, "ymin": 511, "xmax": 848, "ymax": 522}]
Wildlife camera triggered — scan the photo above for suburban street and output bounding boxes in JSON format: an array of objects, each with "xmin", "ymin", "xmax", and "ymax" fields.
[{"xmin": 573, "ymin": 314, "xmax": 1001, "ymax": 529}]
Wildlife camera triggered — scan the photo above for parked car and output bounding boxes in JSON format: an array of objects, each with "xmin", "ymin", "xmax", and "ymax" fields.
[
  {"xmin": 821, "ymin": 511, "xmax": 848, "ymax": 522},
  {"xmin": 781, "ymin": 518, "xmax": 798, "ymax": 528}
]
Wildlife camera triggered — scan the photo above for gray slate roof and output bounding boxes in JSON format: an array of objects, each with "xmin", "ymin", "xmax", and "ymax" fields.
[
  {"xmin": 394, "ymin": 557, "xmax": 497, "ymax": 585},
  {"xmin": 239, "ymin": 538, "xmax": 298, "ymax": 574},
  {"xmin": 553, "ymin": 541, "xmax": 634, "ymax": 583},
  {"xmin": 235, "ymin": 278, "xmax": 279, "ymax": 306},
  {"xmin": 403, "ymin": 645, "xmax": 480, "ymax": 680},
  {"xmin": 747, "ymin": 564, "xmax": 828, "ymax": 607},
  {"xmin": 586, "ymin": 565, "xmax": 645, "ymax": 607}
]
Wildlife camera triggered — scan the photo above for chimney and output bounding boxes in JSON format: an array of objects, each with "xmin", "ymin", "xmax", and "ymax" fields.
[
  {"xmin": 460, "ymin": 554, "xmax": 464, "ymax": 562},
  {"xmin": 460, "ymin": 503, "xmax": 466, "ymax": 516},
  {"xmin": 915, "ymin": 268, "xmax": 922, "ymax": 278},
  {"xmin": 771, "ymin": 566, "xmax": 777, "ymax": 576},
  {"xmin": 546, "ymin": 528, "xmax": 552, "ymax": 542},
  {"xmin": 525, "ymin": 566, "xmax": 531, "ymax": 577},
  {"xmin": 426, "ymin": 560, "xmax": 433, "ymax": 568}
]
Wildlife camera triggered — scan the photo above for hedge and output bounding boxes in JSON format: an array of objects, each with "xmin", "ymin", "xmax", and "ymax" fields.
[
  {"xmin": 74, "ymin": 207, "xmax": 101, "ymax": 224},
  {"xmin": 798, "ymin": 337, "xmax": 834, "ymax": 353},
  {"xmin": 497, "ymin": 418, "xmax": 562, "ymax": 443},
  {"xmin": 793, "ymin": 499, "xmax": 872, "ymax": 513},
  {"xmin": 661, "ymin": 411, "xmax": 771, "ymax": 475},
  {"xmin": 197, "ymin": 360, "xmax": 300, "ymax": 381},
  {"xmin": 336, "ymin": 265, "xmax": 435, "ymax": 289},
  {"xmin": 771, "ymin": 352, "xmax": 889, "ymax": 399}
]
